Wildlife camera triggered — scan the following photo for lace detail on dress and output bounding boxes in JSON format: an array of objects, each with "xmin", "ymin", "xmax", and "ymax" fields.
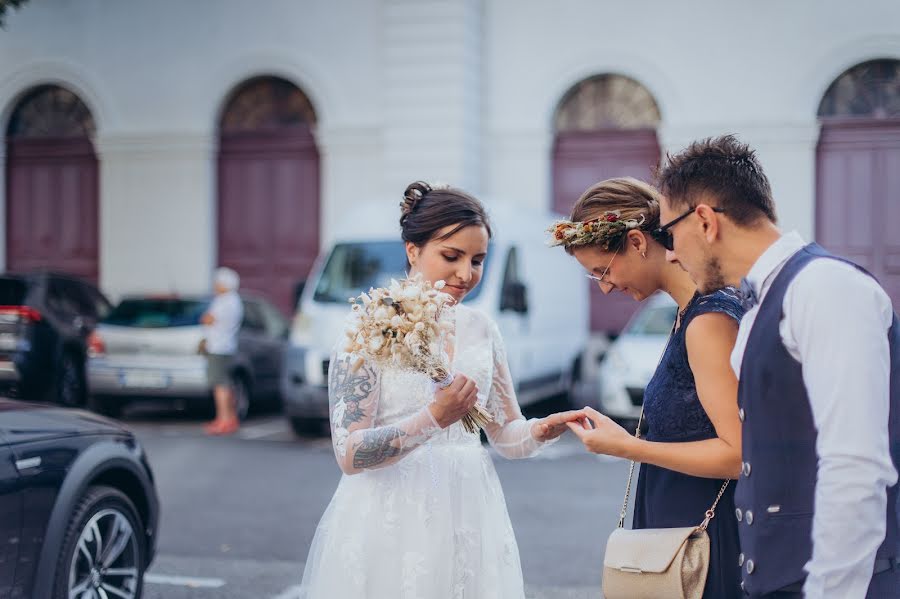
[{"xmin": 642, "ymin": 288, "xmax": 745, "ymax": 441}]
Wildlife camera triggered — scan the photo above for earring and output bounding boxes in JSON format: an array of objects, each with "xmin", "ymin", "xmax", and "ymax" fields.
[{"xmin": 641, "ymin": 251, "xmax": 647, "ymax": 259}]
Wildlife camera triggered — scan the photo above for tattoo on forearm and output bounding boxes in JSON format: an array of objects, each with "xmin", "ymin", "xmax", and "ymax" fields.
[
  {"xmin": 352, "ymin": 427, "xmax": 406, "ymax": 469},
  {"xmin": 330, "ymin": 355, "xmax": 376, "ymax": 427}
]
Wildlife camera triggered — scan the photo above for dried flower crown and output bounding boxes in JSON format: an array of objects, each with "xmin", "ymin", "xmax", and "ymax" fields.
[{"xmin": 547, "ymin": 211, "xmax": 646, "ymax": 251}]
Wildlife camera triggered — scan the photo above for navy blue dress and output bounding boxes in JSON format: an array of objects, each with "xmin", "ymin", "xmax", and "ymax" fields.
[{"xmin": 632, "ymin": 289, "xmax": 745, "ymax": 599}]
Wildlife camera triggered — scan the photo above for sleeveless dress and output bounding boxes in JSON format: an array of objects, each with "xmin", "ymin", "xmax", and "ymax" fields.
[
  {"xmin": 299, "ymin": 304, "xmax": 554, "ymax": 599},
  {"xmin": 632, "ymin": 289, "xmax": 745, "ymax": 598}
]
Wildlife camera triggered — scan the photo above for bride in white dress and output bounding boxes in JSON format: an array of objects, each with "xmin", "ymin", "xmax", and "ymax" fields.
[{"xmin": 299, "ymin": 181, "xmax": 584, "ymax": 599}]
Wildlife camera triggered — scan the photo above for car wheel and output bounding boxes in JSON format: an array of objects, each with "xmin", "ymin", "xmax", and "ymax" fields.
[
  {"xmin": 58, "ymin": 351, "xmax": 86, "ymax": 407},
  {"xmin": 232, "ymin": 374, "xmax": 251, "ymax": 421},
  {"xmin": 53, "ymin": 485, "xmax": 146, "ymax": 599},
  {"xmin": 290, "ymin": 416, "xmax": 325, "ymax": 437}
]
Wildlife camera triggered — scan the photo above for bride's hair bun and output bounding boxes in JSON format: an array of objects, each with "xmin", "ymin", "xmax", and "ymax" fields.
[{"xmin": 400, "ymin": 181, "xmax": 432, "ymax": 226}]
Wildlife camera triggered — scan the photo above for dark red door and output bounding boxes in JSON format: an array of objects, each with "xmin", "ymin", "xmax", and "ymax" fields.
[
  {"xmin": 5, "ymin": 86, "xmax": 99, "ymax": 282},
  {"xmin": 816, "ymin": 119, "xmax": 900, "ymax": 307},
  {"xmin": 218, "ymin": 130, "xmax": 319, "ymax": 316},
  {"xmin": 552, "ymin": 129, "xmax": 661, "ymax": 333}
]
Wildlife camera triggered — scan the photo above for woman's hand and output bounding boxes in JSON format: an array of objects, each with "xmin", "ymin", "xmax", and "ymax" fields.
[
  {"xmin": 566, "ymin": 406, "xmax": 635, "ymax": 458},
  {"xmin": 531, "ymin": 409, "xmax": 588, "ymax": 442},
  {"xmin": 428, "ymin": 374, "xmax": 478, "ymax": 429}
]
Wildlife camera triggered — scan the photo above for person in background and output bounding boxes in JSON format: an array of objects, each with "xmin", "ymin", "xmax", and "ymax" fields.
[{"xmin": 202, "ymin": 267, "xmax": 244, "ymax": 436}]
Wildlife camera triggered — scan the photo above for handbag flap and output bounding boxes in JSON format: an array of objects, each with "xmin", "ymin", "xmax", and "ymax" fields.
[{"xmin": 603, "ymin": 526, "xmax": 700, "ymax": 573}]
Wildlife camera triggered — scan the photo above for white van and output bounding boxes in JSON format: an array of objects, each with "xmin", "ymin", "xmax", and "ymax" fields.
[{"xmin": 281, "ymin": 202, "xmax": 589, "ymax": 435}]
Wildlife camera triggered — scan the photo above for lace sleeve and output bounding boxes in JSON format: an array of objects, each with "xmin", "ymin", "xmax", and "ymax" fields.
[
  {"xmin": 482, "ymin": 320, "xmax": 555, "ymax": 459},
  {"xmin": 329, "ymin": 350, "xmax": 442, "ymax": 475}
]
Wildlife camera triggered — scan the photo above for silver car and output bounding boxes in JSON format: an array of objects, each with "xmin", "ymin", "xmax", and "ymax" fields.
[
  {"xmin": 87, "ymin": 294, "xmax": 289, "ymax": 418},
  {"xmin": 592, "ymin": 292, "xmax": 677, "ymax": 422}
]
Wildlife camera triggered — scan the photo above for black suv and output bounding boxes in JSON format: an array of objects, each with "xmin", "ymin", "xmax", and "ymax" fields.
[
  {"xmin": 0, "ymin": 272, "xmax": 111, "ymax": 407},
  {"xmin": 0, "ymin": 398, "xmax": 159, "ymax": 598}
]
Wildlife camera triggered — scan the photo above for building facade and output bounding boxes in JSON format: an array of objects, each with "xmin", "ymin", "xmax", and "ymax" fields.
[{"xmin": 1, "ymin": 0, "xmax": 898, "ymax": 327}]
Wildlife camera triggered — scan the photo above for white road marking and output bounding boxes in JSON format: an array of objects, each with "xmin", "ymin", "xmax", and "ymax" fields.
[
  {"xmin": 144, "ymin": 573, "xmax": 226, "ymax": 588},
  {"xmin": 237, "ymin": 419, "xmax": 291, "ymax": 440}
]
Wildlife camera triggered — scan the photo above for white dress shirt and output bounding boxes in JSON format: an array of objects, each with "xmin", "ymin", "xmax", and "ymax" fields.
[{"xmin": 731, "ymin": 231, "xmax": 898, "ymax": 598}]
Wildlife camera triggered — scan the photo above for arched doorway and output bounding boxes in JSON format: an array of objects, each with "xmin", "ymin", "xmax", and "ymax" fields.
[
  {"xmin": 5, "ymin": 84, "xmax": 99, "ymax": 281},
  {"xmin": 816, "ymin": 59, "xmax": 900, "ymax": 306},
  {"xmin": 217, "ymin": 76, "xmax": 320, "ymax": 316},
  {"xmin": 552, "ymin": 74, "xmax": 662, "ymax": 333}
]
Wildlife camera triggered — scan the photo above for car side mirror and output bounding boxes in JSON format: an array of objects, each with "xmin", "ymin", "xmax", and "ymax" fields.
[{"xmin": 500, "ymin": 281, "xmax": 528, "ymax": 314}]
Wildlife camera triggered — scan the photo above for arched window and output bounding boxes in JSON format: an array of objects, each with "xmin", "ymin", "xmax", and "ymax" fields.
[
  {"xmin": 6, "ymin": 84, "xmax": 96, "ymax": 139},
  {"xmin": 817, "ymin": 59, "xmax": 900, "ymax": 119}
]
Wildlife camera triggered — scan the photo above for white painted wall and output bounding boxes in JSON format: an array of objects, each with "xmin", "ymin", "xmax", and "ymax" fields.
[{"xmin": 1, "ymin": 0, "xmax": 899, "ymax": 298}]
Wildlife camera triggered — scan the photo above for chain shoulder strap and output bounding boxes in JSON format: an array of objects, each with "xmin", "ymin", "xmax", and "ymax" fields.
[{"xmin": 615, "ymin": 314, "xmax": 730, "ymax": 530}]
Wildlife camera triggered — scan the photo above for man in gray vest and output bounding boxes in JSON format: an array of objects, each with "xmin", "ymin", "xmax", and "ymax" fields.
[{"xmin": 653, "ymin": 134, "xmax": 899, "ymax": 597}]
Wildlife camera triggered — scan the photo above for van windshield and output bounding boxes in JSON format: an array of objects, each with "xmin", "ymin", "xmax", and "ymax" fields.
[{"xmin": 313, "ymin": 241, "xmax": 486, "ymax": 303}]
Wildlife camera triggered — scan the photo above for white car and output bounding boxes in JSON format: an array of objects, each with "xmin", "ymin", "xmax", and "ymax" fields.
[{"xmin": 592, "ymin": 292, "xmax": 677, "ymax": 422}]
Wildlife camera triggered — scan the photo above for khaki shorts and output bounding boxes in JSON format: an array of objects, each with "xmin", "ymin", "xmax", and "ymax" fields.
[{"xmin": 206, "ymin": 354, "xmax": 234, "ymax": 388}]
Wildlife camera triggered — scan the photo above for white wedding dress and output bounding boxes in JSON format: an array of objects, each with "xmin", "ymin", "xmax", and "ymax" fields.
[{"xmin": 299, "ymin": 304, "xmax": 554, "ymax": 599}]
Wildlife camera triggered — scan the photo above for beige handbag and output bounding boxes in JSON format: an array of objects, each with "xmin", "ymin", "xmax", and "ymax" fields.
[{"xmin": 601, "ymin": 328, "xmax": 729, "ymax": 599}]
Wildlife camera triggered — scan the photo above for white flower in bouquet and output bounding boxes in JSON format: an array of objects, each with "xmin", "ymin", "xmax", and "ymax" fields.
[{"xmin": 344, "ymin": 273, "xmax": 493, "ymax": 433}]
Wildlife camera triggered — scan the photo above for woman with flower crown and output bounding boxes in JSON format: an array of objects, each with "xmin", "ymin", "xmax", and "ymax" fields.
[
  {"xmin": 550, "ymin": 177, "xmax": 745, "ymax": 598},
  {"xmin": 299, "ymin": 181, "xmax": 586, "ymax": 599}
]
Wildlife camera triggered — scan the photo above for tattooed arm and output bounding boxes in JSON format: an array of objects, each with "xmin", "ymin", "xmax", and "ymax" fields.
[{"xmin": 328, "ymin": 352, "xmax": 442, "ymax": 475}]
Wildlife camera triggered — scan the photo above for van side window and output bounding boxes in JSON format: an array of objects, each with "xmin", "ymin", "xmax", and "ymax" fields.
[{"xmin": 500, "ymin": 246, "xmax": 528, "ymax": 313}]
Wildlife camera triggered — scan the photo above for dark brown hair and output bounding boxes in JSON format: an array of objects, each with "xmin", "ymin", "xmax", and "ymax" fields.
[
  {"xmin": 399, "ymin": 181, "xmax": 492, "ymax": 245},
  {"xmin": 567, "ymin": 177, "xmax": 662, "ymax": 253},
  {"xmin": 656, "ymin": 134, "xmax": 777, "ymax": 225}
]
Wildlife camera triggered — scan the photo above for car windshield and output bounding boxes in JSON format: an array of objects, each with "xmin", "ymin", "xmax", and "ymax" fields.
[
  {"xmin": 0, "ymin": 278, "xmax": 27, "ymax": 305},
  {"xmin": 312, "ymin": 241, "xmax": 486, "ymax": 304},
  {"xmin": 624, "ymin": 302, "xmax": 677, "ymax": 336},
  {"xmin": 103, "ymin": 298, "xmax": 209, "ymax": 328}
]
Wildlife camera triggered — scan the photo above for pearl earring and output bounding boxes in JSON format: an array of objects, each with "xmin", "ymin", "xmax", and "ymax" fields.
[{"xmin": 641, "ymin": 251, "xmax": 647, "ymax": 259}]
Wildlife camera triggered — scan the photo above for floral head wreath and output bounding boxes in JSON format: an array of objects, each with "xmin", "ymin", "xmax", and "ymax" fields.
[{"xmin": 547, "ymin": 211, "xmax": 646, "ymax": 251}]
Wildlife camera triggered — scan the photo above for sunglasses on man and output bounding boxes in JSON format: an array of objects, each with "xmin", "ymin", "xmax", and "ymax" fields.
[{"xmin": 651, "ymin": 206, "xmax": 726, "ymax": 251}]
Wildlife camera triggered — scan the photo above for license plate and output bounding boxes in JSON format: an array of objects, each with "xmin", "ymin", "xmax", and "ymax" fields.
[{"xmin": 120, "ymin": 370, "xmax": 169, "ymax": 389}]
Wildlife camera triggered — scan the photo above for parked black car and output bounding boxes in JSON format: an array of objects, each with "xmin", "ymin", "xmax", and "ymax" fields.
[
  {"xmin": 0, "ymin": 272, "xmax": 112, "ymax": 407},
  {"xmin": 0, "ymin": 398, "xmax": 158, "ymax": 598}
]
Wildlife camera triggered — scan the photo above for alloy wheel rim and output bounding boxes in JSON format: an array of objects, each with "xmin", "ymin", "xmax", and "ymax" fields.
[{"xmin": 68, "ymin": 508, "xmax": 139, "ymax": 599}]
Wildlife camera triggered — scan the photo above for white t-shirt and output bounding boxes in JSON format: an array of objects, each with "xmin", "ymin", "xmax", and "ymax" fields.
[{"xmin": 204, "ymin": 291, "xmax": 243, "ymax": 355}]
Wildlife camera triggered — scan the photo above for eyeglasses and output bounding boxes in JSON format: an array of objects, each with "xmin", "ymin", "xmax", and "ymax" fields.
[
  {"xmin": 651, "ymin": 206, "xmax": 725, "ymax": 251},
  {"xmin": 585, "ymin": 246, "xmax": 620, "ymax": 286}
]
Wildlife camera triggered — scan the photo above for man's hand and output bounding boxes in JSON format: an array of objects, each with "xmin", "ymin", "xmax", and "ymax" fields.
[{"xmin": 566, "ymin": 406, "xmax": 635, "ymax": 458}]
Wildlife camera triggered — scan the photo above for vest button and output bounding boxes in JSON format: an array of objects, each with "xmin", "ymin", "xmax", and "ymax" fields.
[
  {"xmin": 735, "ymin": 508, "xmax": 743, "ymax": 522},
  {"xmin": 742, "ymin": 461, "xmax": 752, "ymax": 477},
  {"xmin": 746, "ymin": 510, "xmax": 754, "ymax": 525},
  {"xmin": 738, "ymin": 553, "xmax": 745, "ymax": 567},
  {"xmin": 746, "ymin": 560, "xmax": 755, "ymax": 574},
  {"xmin": 739, "ymin": 408, "xmax": 745, "ymax": 422}
]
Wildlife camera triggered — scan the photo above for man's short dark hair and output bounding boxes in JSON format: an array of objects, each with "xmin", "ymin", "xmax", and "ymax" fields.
[{"xmin": 656, "ymin": 135, "xmax": 777, "ymax": 226}]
